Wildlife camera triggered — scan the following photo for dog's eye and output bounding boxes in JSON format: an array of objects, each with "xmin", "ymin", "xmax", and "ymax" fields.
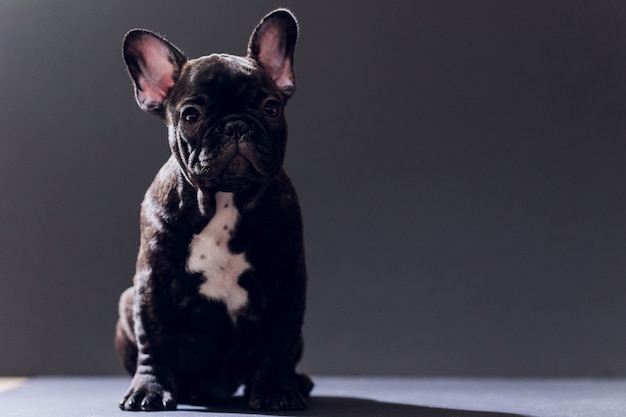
[
  {"xmin": 181, "ymin": 107, "xmax": 201, "ymax": 124},
  {"xmin": 263, "ymin": 100, "xmax": 281, "ymax": 117}
]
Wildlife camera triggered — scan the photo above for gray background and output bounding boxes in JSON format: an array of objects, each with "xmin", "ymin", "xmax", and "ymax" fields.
[{"xmin": 1, "ymin": 0, "xmax": 626, "ymax": 377}]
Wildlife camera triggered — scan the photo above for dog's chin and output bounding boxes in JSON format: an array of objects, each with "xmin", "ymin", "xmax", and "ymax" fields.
[
  {"xmin": 195, "ymin": 154, "xmax": 270, "ymax": 192},
  {"xmin": 214, "ymin": 180, "xmax": 257, "ymax": 193},
  {"xmin": 223, "ymin": 154, "xmax": 255, "ymax": 178}
]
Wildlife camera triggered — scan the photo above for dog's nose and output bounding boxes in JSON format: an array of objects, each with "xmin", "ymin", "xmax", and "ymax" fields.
[{"xmin": 222, "ymin": 120, "xmax": 250, "ymax": 139}]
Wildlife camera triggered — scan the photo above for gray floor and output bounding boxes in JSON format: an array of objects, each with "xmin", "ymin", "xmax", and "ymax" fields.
[{"xmin": 1, "ymin": 376, "xmax": 625, "ymax": 417}]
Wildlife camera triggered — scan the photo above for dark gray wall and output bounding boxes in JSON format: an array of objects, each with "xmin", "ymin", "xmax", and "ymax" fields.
[{"xmin": 1, "ymin": 0, "xmax": 626, "ymax": 377}]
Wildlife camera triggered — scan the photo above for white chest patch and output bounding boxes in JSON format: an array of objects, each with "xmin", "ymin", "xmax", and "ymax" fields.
[{"xmin": 186, "ymin": 192, "xmax": 250, "ymax": 321}]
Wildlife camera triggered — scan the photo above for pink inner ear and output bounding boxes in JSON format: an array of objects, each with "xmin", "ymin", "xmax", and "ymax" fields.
[
  {"xmin": 137, "ymin": 73, "xmax": 174, "ymax": 105},
  {"xmin": 272, "ymin": 57, "xmax": 294, "ymax": 91},
  {"xmin": 258, "ymin": 26, "xmax": 294, "ymax": 90},
  {"xmin": 136, "ymin": 38, "xmax": 177, "ymax": 106}
]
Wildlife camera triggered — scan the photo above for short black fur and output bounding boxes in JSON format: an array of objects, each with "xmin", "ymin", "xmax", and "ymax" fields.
[{"xmin": 114, "ymin": 9, "xmax": 312, "ymax": 412}]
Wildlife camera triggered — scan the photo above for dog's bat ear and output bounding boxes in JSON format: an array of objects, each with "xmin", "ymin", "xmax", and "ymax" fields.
[
  {"xmin": 247, "ymin": 9, "xmax": 298, "ymax": 101},
  {"xmin": 123, "ymin": 29, "xmax": 187, "ymax": 117}
]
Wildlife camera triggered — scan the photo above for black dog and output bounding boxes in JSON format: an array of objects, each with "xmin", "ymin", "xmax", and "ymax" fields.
[{"xmin": 114, "ymin": 9, "xmax": 312, "ymax": 411}]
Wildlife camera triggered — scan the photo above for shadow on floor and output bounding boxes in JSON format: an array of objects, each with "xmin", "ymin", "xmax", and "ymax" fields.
[{"xmin": 179, "ymin": 396, "xmax": 529, "ymax": 417}]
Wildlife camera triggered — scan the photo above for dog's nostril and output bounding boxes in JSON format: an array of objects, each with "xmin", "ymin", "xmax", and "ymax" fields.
[{"xmin": 222, "ymin": 120, "xmax": 250, "ymax": 138}]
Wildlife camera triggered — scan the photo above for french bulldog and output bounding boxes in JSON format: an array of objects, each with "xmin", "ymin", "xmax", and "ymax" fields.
[{"xmin": 114, "ymin": 9, "xmax": 312, "ymax": 411}]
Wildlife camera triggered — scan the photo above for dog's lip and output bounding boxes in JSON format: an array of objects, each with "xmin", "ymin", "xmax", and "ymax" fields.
[
  {"xmin": 222, "ymin": 152, "xmax": 254, "ymax": 178},
  {"xmin": 228, "ymin": 153, "xmax": 250, "ymax": 169}
]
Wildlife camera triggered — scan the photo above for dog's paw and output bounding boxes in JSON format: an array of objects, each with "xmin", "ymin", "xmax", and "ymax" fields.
[
  {"xmin": 247, "ymin": 375, "xmax": 310, "ymax": 410},
  {"xmin": 119, "ymin": 373, "xmax": 177, "ymax": 411}
]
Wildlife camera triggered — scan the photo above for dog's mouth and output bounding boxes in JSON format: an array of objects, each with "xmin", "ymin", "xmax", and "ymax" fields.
[
  {"xmin": 207, "ymin": 153, "xmax": 259, "ymax": 192},
  {"xmin": 183, "ymin": 116, "xmax": 283, "ymax": 191},
  {"xmin": 223, "ymin": 152, "xmax": 255, "ymax": 179},
  {"xmin": 189, "ymin": 145, "xmax": 274, "ymax": 192},
  {"xmin": 214, "ymin": 129, "xmax": 279, "ymax": 179}
]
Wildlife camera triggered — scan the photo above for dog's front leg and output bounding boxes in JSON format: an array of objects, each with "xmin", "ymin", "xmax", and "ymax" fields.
[
  {"xmin": 247, "ymin": 251, "xmax": 313, "ymax": 410},
  {"xmin": 120, "ymin": 265, "xmax": 179, "ymax": 411},
  {"xmin": 247, "ymin": 334, "xmax": 312, "ymax": 411}
]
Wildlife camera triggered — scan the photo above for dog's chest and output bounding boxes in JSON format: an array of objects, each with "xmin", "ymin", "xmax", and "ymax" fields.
[{"xmin": 186, "ymin": 192, "xmax": 250, "ymax": 320}]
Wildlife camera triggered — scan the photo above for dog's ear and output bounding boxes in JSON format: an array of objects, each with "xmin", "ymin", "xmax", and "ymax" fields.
[
  {"xmin": 123, "ymin": 29, "xmax": 187, "ymax": 117},
  {"xmin": 247, "ymin": 9, "xmax": 298, "ymax": 100}
]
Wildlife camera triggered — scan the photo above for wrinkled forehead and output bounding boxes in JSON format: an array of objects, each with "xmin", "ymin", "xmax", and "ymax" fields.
[
  {"xmin": 182, "ymin": 54, "xmax": 262, "ymax": 90},
  {"xmin": 166, "ymin": 54, "xmax": 275, "ymax": 109}
]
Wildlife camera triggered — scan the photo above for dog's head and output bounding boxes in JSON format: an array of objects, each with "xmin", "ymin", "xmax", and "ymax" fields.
[{"xmin": 123, "ymin": 9, "xmax": 298, "ymax": 192}]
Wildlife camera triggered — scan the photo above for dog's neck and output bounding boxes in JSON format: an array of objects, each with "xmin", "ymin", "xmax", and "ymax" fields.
[{"xmin": 193, "ymin": 180, "xmax": 273, "ymax": 218}]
